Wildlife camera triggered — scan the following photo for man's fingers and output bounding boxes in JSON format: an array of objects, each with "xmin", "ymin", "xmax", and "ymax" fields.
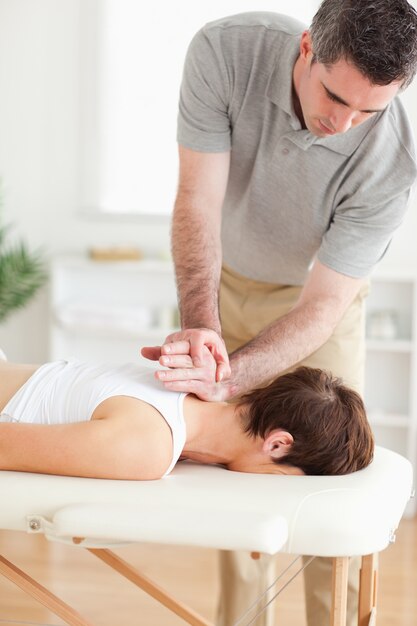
[
  {"xmin": 159, "ymin": 354, "xmax": 194, "ymax": 368},
  {"xmin": 158, "ymin": 379, "xmax": 200, "ymax": 393},
  {"xmin": 211, "ymin": 344, "xmax": 231, "ymax": 376},
  {"xmin": 216, "ymin": 361, "xmax": 231, "ymax": 382},
  {"xmin": 187, "ymin": 332, "xmax": 229, "ymax": 368},
  {"xmin": 158, "ymin": 378, "xmax": 227, "ymax": 402},
  {"xmin": 161, "ymin": 340, "xmax": 191, "ymax": 355},
  {"xmin": 141, "ymin": 346, "xmax": 162, "ymax": 361},
  {"xmin": 155, "ymin": 367, "xmax": 204, "ymax": 382},
  {"xmin": 158, "ymin": 329, "xmax": 231, "ymax": 383},
  {"xmin": 188, "ymin": 334, "xmax": 210, "ymax": 366},
  {"xmin": 163, "ymin": 334, "xmax": 208, "ymax": 366},
  {"xmin": 164, "ymin": 330, "xmax": 228, "ymax": 361},
  {"xmin": 211, "ymin": 341, "xmax": 230, "ymax": 363}
]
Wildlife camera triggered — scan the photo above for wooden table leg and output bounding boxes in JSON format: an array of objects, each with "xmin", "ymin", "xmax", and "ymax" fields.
[
  {"xmin": 88, "ymin": 548, "xmax": 214, "ymax": 626},
  {"xmin": 330, "ymin": 556, "xmax": 349, "ymax": 626},
  {"xmin": 358, "ymin": 554, "xmax": 378, "ymax": 626},
  {"xmin": 0, "ymin": 554, "xmax": 95, "ymax": 626}
]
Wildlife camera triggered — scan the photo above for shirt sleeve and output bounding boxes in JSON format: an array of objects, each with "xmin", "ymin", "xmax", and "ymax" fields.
[
  {"xmin": 317, "ymin": 111, "xmax": 417, "ymax": 278},
  {"xmin": 177, "ymin": 27, "xmax": 232, "ymax": 152},
  {"xmin": 318, "ymin": 190, "xmax": 413, "ymax": 278}
]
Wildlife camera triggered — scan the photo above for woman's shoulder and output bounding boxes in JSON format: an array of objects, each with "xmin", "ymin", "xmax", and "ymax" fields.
[{"xmin": 0, "ymin": 362, "xmax": 41, "ymax": 412}]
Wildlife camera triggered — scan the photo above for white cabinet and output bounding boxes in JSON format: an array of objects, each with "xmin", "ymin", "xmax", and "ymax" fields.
[
  {"xmin": 364, "ymin": 268, "xmax": 417, "ymax": 516},
  {"xmin": 49, "ymin": 255, "xmax": 179, "ymax": 363}
]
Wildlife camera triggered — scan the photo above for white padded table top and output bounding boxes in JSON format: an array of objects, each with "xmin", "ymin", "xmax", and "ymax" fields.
[{"xmin": 0, "ymin": 447, "xmax": 412, "ymax": 556}]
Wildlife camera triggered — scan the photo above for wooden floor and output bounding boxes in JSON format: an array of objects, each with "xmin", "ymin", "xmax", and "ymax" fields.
[{"xmin": 0, "ymin": 515, "xmax": 416, "ymax": 626}]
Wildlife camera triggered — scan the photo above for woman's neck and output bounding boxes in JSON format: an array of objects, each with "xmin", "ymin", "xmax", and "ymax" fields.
[{"xmin": 181, "ymin": 395, "xmax": 251, "ymax": 466}]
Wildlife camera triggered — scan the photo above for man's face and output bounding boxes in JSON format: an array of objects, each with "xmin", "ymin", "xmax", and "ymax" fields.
[{"xmin": 293, "ymin": 32, "xmax": 402, "ymax": 137}]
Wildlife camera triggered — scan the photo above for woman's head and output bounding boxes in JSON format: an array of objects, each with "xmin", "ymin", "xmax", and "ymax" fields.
[{"xmin": 239, "ymin": 366, "xmax": 374, "ymax": 476}]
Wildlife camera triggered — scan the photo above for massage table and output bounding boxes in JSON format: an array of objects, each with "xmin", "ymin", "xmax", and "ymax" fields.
[{"xmin": 0, "ymin": 445, "xmax": 413, "ymax": 626}]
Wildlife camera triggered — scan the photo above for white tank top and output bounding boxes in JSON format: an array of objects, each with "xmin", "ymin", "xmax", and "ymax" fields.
[{"xmin": 0, "ymin": 360, "xmax": 187, "ymax": 476}]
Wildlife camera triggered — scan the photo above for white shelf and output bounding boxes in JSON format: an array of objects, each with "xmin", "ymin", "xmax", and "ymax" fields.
[
  {"xmin": 55, "ymin": 320, "xmax": 179, "ymax": 341},
  {"xmin": 51, "ymin": 254, "xmax": 174, "ymax": 274},
  {"xmin": 371, "ymin": 265, "xmax": 417, "ymax": 282},
  {"xmin": 365, "ymin": 270, "xmax": 416, "ymax": 517},
  {"xmin": 49, "ymin": 255, "xmax": 179, "ymax": 363},
  {"xmin": 367, "ymin": 412, "xmax": 410, "ymax": 428},
  {"xmin": 365, "ymin": 339, "xmax": 413, "ymax": 353}
]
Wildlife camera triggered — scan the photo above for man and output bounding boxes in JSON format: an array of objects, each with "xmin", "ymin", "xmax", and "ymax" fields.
[{"xmin": 143, "ymin": 1, "xmax": 417, "ymax": 624}]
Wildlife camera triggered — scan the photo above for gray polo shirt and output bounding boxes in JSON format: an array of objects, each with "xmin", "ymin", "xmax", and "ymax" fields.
[{"xmin": 177, "ymin": 12, "xmax": 417, "ymax": 284}]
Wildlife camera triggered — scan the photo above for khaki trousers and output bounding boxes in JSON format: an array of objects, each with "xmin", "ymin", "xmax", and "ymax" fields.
[{"xmin": 217, "ymin": 265, "xmax": 369, "ymax": 626}]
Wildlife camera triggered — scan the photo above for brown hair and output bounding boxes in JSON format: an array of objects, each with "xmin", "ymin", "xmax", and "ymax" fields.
[
  {"xmin": 310, "ymin": 0, "xmax": 417, "ymax": 87},
  {"xmin": 239, "ymin": 366, "xmax": 374, "ymax": 476}
]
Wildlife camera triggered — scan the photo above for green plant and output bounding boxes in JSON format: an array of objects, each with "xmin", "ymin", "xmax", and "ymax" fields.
[{"xmin": 0, "ymin": 223, "xmax": 47, "ymax": 324}]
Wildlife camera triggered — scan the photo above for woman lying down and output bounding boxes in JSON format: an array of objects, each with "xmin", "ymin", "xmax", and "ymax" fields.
[{"xmin": 0, "ymin": 351, "xmax": 374, "ymax": 480}]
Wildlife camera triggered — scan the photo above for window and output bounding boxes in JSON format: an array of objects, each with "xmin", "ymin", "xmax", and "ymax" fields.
[{"xmin": 80, "ymin": 0, "xmax": 318, "ymax": 215}]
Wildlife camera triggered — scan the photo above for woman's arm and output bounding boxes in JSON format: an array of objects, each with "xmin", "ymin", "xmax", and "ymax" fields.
[{"xmin": 0, "ymin": 398, "xmax": 173, "ymax": 480}]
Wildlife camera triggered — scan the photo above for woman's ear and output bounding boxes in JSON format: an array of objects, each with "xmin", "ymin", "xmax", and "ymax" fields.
[{"xmin": 262, "ymin": 429, "xmax": 294, "ymax": 460}]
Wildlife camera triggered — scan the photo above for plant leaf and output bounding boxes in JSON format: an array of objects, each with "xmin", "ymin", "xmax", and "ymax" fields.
[{"xmin": 0, "ymin": 240, "xmax": 47, "ymax": 323}]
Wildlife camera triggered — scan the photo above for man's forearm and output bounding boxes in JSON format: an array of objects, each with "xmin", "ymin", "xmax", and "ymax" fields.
[
  {"xmin": 149, "ymin": 260, "xmax": 363, "ymax": 402},
  {"xmin": 172, "ymin": 192, "xmax": 222, "ymax": 333},
  {"xmin": 151, "ymin": 298, "xmax": 345, "ymax": 402},
  {"xmin": 227, "ymin": 299, "xmax": 340, "ymax": 397}
]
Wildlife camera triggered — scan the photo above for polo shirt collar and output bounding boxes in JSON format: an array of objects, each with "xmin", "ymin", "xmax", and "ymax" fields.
[
  {"xmin": 266, "ymin": 34, "xmax": 300, "ymax": 123},
  {"xmin": 265, "ymin": 34, "xmax": 382, "ymax": 156}
]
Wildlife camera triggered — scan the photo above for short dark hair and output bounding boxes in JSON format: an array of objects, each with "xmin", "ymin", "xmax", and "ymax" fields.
[
  {"xmin": 310, "ymin": 0, "xmax": 417, "ymax": 87},
  {"xmin": 239, "ymin": 366, "xmax": 374, "ymax": 476}
]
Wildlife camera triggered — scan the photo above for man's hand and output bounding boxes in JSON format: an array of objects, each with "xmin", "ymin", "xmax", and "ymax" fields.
[{"xmin": 141, "ymin": 329, "xmax": 233, "ymax": 401}]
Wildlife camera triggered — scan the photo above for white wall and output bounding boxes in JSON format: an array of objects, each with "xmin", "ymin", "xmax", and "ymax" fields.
[
  {"xmin": 0, "ymin": 0, "xmax": 171, "ymax": 360},
  {"xmin": 0, "ymin": 0, "xmax": 416, "ymax": 361}
]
